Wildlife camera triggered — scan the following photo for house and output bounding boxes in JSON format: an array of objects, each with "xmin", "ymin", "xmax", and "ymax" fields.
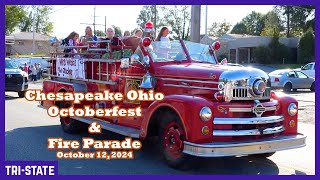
[
  {"xmin": 200, "ymin": 33, "xmax": 300, "ymax": 63},
  {"xmin": 218, "ymin": 34, "xmax": 299, "ymax": 64},
  {"xmin": 6, "ymin": 32, "xmax": 55, "ymax": 56}
]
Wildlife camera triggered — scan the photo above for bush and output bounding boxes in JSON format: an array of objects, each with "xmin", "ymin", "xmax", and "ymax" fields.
[
  {"xmin": 298, "ymin": 28, "xmax": 315, "ymax": 64},
  {"xmin": 253, "ymin": 46, "xmax": 272, "ymax": 64}
]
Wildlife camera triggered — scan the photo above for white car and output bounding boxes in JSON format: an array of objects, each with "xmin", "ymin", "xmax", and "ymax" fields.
[{"xmin": 299, "ymin": 62, "xmax": 315, "ymax": 78}]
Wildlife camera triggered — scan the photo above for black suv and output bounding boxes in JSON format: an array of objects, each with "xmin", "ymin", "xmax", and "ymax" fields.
[{"xmin": 5, "ymin": 58, "xmax": 28, "ymax": 98}]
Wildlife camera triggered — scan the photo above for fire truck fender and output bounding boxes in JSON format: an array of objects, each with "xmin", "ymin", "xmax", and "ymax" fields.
[{"xmin": 140, "ymin": 94, "xmax": 213, "ymax": 139}]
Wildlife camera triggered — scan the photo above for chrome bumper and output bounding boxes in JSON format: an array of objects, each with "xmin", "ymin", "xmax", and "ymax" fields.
[{"xmin": 183, "ymin": 134, "xmax": 306, "ymax": 157}]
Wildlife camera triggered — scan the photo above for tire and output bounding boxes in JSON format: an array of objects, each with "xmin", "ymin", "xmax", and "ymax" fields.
[
  {"xmin": 59, "ymin": 101, "xmax": 86, "ymax": 134},
  {"xmin": 283, "ymin": 83, "xmax": 292, "ymax": 92},
  {"xmin": 18, "ymin": 91, "xmax": 25, "ymax": 98},
  {"xmin": 310, "ymin": 82, "xmax": 315, "ymax": 92},
  {"xmin": 251, "ymin": 152, "xmax": 275, "ymax": 158},
  {"xmin": 158, "ymin": 112, "xmax": 191, "ymax": 169},
  {"xmin": 293, "ymin": 89, "xmax": 297, "ymax": 92}
]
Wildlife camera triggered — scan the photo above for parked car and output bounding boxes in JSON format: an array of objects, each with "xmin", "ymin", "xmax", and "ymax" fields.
[
  {"xmin": 5, "ymin": 58, "xmax": 28, "ymax": 98},
  {"xmin": 297, "ymin": 62, "xmax": 315, "ymax": 78},
  {"xmin": 269, "ymin": 69, "xmax": 315, "ymax": 92}
]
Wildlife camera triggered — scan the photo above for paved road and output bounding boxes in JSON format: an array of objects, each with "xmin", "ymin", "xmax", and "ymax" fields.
[{"xmin": 5, "ymin": 83, "xmax": 315, "ymax": 175}]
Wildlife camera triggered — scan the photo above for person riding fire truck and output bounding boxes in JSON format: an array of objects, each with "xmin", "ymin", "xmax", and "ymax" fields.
[{"xmin": 40, "ymin": 22, "xmax": 306, "ymax": 169}]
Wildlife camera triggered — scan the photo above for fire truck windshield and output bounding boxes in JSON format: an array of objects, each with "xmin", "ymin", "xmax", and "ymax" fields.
[{"xmin": 142, "ymin": 40, "xmax": 217, "ymax": 64}]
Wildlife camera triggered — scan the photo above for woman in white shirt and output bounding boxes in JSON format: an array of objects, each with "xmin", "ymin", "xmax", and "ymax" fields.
[{"xmin": 155, "ymin": 27, "xmax": 171, "ymax": 59}]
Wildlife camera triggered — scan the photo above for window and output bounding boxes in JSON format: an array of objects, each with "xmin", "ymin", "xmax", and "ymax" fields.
[
  {"xmin": 18, "ymin": 41, "xmax": 24, "ymax": 46},
  {"xmin": 302, "ymin": 63, "xmax": 313, "ymax": 70},
  {"xmin": 287, "ymin": 71, "xmax": 296, "ymax": 78},
  {"xmin": 296, "ymin": 71, "xmax": 308, "ymax": 78}
]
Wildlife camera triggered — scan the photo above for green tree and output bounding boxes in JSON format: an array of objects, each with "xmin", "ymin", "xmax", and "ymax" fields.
[
  {"xmin": 298, "ymin": 28, "xmax": 314, "ymax": 64},
  {"xmin": 242, "ymin": 11, "xmax": 265, "ymax": 36},
  {"xmin": 94, "ymin": 30, "xmax": 105, "ymax": 36},
  {"xmin": 19, "ymin": 5, "xmax": 54, "ymax": 35},
  {"xmin": 268, "ymin": 32, "xmax": 290, "ymax": 63},
  {"xmin": 208, "ymin": 20, "xmax": 232, "ymax": 37},
  {"xmin": 161, "ymin": 5, "xmax": 191, "ymax": 40},
  {"xmin": 230, "ymin": 22, "xmax": 248, "ymax": 34},
  {"xmin": 112, "ymin": 25, "xmax": 122, "ymax": 37},
  {"xmin": 276, "ymin": 5, "xmax": 315, "ymax": 37},
  {"xmin": 253, "ymin": 46, "xmax": 272, "ymax": 64},
  {"xmin": 5, "ymin": 5, "xmax": 27, "ymax": 35},
  {"xmin": 261, "ymin": 10, "xmax": 284, "ymax": 36},
  {"xmin": 136, "ymin": 5, "xmax": 162, "ymax": 31}
]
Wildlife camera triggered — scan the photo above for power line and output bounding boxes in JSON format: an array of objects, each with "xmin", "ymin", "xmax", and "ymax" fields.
[{"xmin": 49, "ymin": 5, "xmax": 72, "ymax": 14}]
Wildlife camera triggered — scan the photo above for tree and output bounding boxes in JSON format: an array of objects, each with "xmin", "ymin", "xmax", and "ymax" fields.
[
  {"xmin": 261, "ymin": 10, "xmax": 284, "ymax": 36},
  {"xmin": 298, "ymin": 28, "xmax": 314, "ymax": 64},
  {"xmin": 242, "ymin": 11, "xmax": 265, "ymax": 36},
  {"xmin": 19, "ymin": 5, "xmax": 54, "ymax": 35},
  {"xmin": 276, "ymin": 5, "xmax": 315, "ymax": 37},
  {"xmin": 161, "ymin": 5, "xmax": 191, "ymax": 40},
  {"xmin": 136, "ymin": 5, "xmax": 163, "ymax": 31},
  {"xmin": 268, "ymin": 31, "xmax": 290, "ymax": 63},
  {"xmin": 5, "ymin": 5, "xmax": 27, "ymax": 35},
  {"xmin": 112, "ymin": 25, "xmax": 122, "ymax": 37},
  {"xmin": 94, "ymin": 30, "xmax": 105, "ymax": 37},
  {"xmin": 253, "ymin": 46, "xmax": 272, "ymax": 64},
  {"xmin": 208, "ymin": 21, "xmax": 232, "ymax": 37},
  {"xmin": 230, "ymin": 22, "xmax": 248, "ymax": 34}
]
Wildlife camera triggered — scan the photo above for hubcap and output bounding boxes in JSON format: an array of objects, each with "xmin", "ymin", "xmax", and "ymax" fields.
[{"xmin": 163, "ymin": 122, "xmax": 185, "ymax": 159}]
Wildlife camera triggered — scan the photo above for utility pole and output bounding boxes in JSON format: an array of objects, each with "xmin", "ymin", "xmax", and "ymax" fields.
[
  {"xmin": 190, "ymin": 5, "xmax": 201, "ymax": 43},
  {"xmin": 205, "ymin": 5, "xmax": 208, "ymax": 44},
  {"xmin": 154, "ymin": 5, "xmax": 157, "ymax": 34},
  {"xmin": 80, "ymin": 6, "xmax": 104, "ymax": 34}
]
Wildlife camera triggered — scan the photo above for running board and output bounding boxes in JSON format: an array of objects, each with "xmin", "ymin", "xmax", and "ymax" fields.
[{"xmin": 73, "ymin": 117, "xmax": 140, "ymax": 138}]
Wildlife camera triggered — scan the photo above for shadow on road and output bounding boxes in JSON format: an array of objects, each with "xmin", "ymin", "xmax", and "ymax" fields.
[{"xmin": 5, "ymin": 125, "xmax": 306, "ymax": 175}]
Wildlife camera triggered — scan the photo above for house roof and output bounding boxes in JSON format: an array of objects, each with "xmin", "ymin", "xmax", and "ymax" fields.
[{"xmin": 10, "ymin": 32, "xmax": 52, "ymax": 41}]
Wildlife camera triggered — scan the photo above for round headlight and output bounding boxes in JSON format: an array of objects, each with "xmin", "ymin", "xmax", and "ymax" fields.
[
  {"xmin": 200, "ymin": 107, "xmax": 212, "ymax": 121},
  {"xmin": 288, "ymin": 103, "xmax": 297, "ymax": 116}
]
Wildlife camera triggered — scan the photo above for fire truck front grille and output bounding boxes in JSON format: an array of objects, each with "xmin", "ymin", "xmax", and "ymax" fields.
[
  {"xmin": 213, "ymin": 116, "xmax": 284, "ymax": 142},
  {"xmin": 232, "ymin": 87, "xmax": 271, "ymax": 100}
]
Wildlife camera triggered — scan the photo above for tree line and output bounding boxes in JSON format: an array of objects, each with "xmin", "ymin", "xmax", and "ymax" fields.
[{"xmin": 6, "ymin": 5, "xmax": 54, "ymax": 36}]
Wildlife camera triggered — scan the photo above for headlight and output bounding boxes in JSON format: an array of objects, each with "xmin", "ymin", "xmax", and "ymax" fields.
[
  {"xmin": 200, "ymin": 107, "xmax": 212, "ymax": 121},
  {"xmin": 288, "ymin": 103, "xmax": 297, "ymax": 116}
]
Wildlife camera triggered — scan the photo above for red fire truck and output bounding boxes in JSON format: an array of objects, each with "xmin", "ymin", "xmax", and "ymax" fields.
[{"xmin": 41, "ymin": 28, "xmax": 306, "ymax": 168}]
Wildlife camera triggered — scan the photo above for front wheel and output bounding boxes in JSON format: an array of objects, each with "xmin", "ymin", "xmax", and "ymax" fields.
[
  {"xmin": 59, "ymin": 101, "xmax": 86, "ymax": 134},
  {"xmin": 158, "ymin": 112, "xmax": 191, "ymax": 169}
]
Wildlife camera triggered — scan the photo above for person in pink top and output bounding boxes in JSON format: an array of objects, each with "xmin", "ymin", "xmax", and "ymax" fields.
[{"xmin": 23, "ymin": 63, "xmax": 28, "ymax": 74}]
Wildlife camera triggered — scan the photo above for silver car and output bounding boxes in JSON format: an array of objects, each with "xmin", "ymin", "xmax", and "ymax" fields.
[{"xmin": 269, "ymin": 69, "xmax": 315, "ymax": 92}]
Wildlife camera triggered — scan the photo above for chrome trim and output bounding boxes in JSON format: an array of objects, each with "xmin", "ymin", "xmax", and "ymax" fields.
[
  {"xmin": 164, "ymin": 84, "xmax": 219, "ymax": 90},
  {"xmin": 214, "ymin": 115, "xmax": 284, "ymax": 125},
  {"xmin": 183, "ymin": 134, "xmax": 306, "ymax": 157},
  {"xmin": 158, "ymin": 78, "xmax": 220, "ymax": 84},
  {"xmin": 229, "ymin": 106, "xmax": 277, "ymax": 113},
  {"xmin": 213, "ymin": 125, "xmax": 285, "ymax": 136}
]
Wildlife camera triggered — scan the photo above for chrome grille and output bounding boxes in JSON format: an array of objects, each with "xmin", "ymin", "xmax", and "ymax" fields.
[{"xmin": 232, "ymin": 87, "xmax": 271, "ymax": 100}]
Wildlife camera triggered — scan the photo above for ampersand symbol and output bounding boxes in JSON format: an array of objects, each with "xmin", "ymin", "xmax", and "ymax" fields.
[{"xmin": 88, "ymin": 122, "xmax": 102, "ymax": 134}]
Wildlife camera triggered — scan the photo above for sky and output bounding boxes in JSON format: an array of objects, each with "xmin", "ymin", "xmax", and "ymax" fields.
[{"xmin": 50, "ymin": 5, "xmax": 275, "ymax": 39}]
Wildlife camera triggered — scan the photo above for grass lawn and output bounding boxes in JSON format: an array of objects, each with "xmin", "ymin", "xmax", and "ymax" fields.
[{"xmin": 272, "ymin": 64, "xmax": 304, "ymax": 69}]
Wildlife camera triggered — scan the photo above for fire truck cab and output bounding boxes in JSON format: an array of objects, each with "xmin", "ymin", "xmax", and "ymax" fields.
[{"xmin": 41, "ymin": 30, "xmax": 306, "ymax": 168}]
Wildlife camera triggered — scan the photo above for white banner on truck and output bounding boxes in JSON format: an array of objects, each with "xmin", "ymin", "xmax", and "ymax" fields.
[{"xmin": 56, "ymin": 57, "xmax": 85, "ymax": 79}]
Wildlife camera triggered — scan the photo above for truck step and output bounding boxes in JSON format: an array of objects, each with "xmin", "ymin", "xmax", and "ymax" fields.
[{"xmin": 73, "ymin": 117, "xmax": 140, "ymax": 138}]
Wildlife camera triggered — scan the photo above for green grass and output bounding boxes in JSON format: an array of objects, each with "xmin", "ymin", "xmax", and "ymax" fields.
[{"xmin": 272, "ymin": 64, "xmax": 304, "ymax": 69}]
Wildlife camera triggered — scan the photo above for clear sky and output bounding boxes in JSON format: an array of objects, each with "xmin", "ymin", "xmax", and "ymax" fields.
[{"xmin": 50, "ymin": 5, "xmax": 275, "ymax": 39}]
